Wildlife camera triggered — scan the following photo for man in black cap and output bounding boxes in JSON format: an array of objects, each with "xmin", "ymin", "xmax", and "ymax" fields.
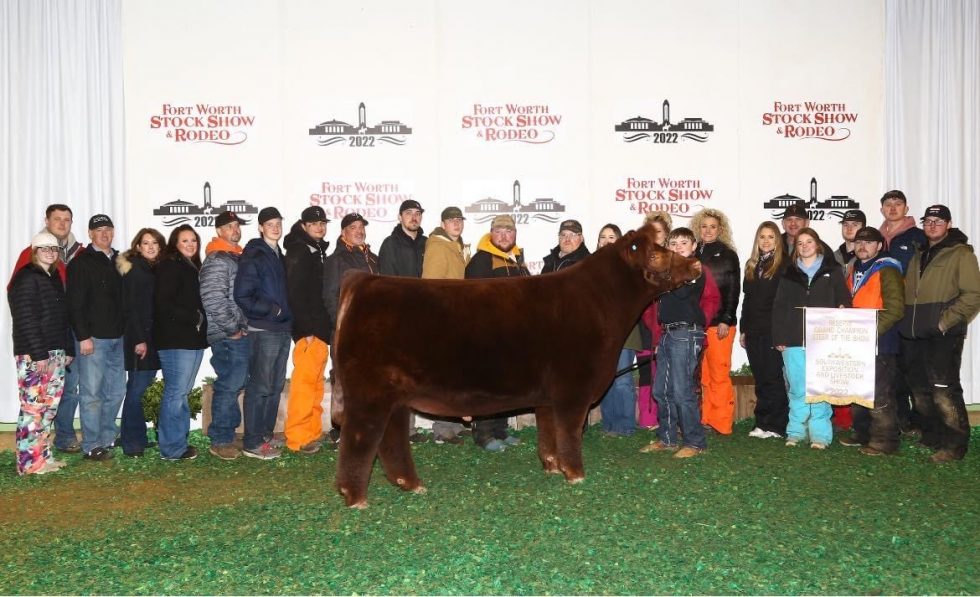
[
  {"xmin": 282, "ymin": 206, "xmax": 332, "ymax": 454},
  {"xmin": 541, "ymin": 219, "xmax": 591, "ymax": 273},
  {"xmin": 899, "ymin": 204, "xmax": 980, "ymax": 462},
  {"xmin": 780, "ymin": 202, "xmax": 837, "ymax": 263},
  {"xmin": 839, "ymin": 226, "xmax": 904, "ymax": 455},
  {"xmin": 201, "ymin": 211, "xmax": 250, "ymax": 460},
  {"xmin": 834, "ymin": 209, "xmax": 866, "ymax": 267},
  {"xmin": 377, "ymin": 200, "xmax": 428, "ymax": 442},
  {"xmin": 323, "ymin": 212, "xmax": 378, "ymax": 442},
  {"xmin": 66, "ymin": 214, "xmax": 125, "ymax": 461},
  {"xmin": 234, "ymin": 207, "xmax": 292, "ymax": 460}
]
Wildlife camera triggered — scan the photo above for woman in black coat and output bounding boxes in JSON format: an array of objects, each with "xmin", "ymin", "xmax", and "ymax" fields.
[
  {"xmin": 116, "ymin": 228, "xmax": 165, "ymax": 457},
  {"xmin": 739, "ymin": 221, "xmax": 789, "ymax": 439},
  {"xmin": 8, "ymin": 232, "xmax": 74, "ymax": 475},
  {"xmin": 154, "ymin": 225, "xmax": 208, "ymax": 461}
]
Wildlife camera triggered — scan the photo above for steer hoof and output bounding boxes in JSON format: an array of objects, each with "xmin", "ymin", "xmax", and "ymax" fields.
[
  {"xmin": 411, "ymin": 485, "xmax": 427, "ymax": 495},
  {"xmin": 348, "ymin": 500, "xmax": 368, "ymax": 510},
  {"xmin": 395, "ymin": 477, "xmax": 425, "ymax": 493},
  {"xmin": 542, "ymin": 456, "xmax": 562, "ymax": 475}
]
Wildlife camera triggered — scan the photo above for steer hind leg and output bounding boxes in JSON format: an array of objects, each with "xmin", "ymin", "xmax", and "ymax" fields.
[
  {"xmin": 336, "ymin": 403, "xmax": 390, "ymax": 508},
  {"xmin": 535, "ymin": 405, "xmax": 561, "ymax": 475},
  {"xmin": 553, "ymin": 405, "xmax": 589, "ymax": 483},
  {"xmin": 378, "ymin": 405, "xmax": 425, "ymax": 494}
]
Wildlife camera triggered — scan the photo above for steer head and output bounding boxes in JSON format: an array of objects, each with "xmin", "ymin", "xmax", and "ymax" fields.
[{"xmin": 620, "ymin": 224, "xmax": 702, "ymax": 295}]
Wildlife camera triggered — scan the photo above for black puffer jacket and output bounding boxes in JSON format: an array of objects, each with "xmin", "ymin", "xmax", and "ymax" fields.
[
  {"xmin": 378, "ymin": 225, "xmax": 426, "ymax": 277},
  {"xmin": 67, "ymin": 245, "xmax": 124, "ymax": 340},
  {"xmin": 284, "ymin": 220, "xmax": 331, "ymax": 342},
  {"xmin": 8, "ymin": 263, "xmax": 74, "ymax": 361},
  {"xmin": 323, "ymin": 238, "xmax": 379, "ymax": 343},
  {"xmin": 771, "ymin": 256, "xmax": 851, "ymax": 347},
  {"xmin": 739, "ymin": 253, "xmax": 787, "ymax": 336},
  {"xmin": 541, "ymin": 243, "xmax": 591, "ymax": 274},
  {"xmin": 116, "ymin": 253, "xmax": 160, "ymax": 371},
  {"xmin": 154, "ymin": 254, "xmax": 208, "ymax": 350},
  {"xmin": 697, "ymin": 241, "xmax": 740, "ymax": 326}
]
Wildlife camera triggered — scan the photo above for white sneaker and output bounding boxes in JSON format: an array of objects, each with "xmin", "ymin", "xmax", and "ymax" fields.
[
  {"xmin": 785, "ymin": 439, "xmax": 799, "ymax": 447},
  {"xmin": 762, "ymin": 431, "xmax": 784, "ymax": 439},
  {"xmin": 748, "ymin": 427, "xmax": 767, "ymax": 438}
]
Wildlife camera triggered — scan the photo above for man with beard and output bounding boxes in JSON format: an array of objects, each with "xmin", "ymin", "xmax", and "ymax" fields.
[{"xmin": 541, "ymin": 219, "xmax": 590, "ymax": 273}]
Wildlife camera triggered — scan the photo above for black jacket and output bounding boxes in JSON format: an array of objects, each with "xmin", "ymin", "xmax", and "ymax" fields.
[
  {"xmin": 284, "ymin": 221, "xmax": 331, "ymax": 342},
  {"xmin": 116, "ymin": 253, "xmax": 160, "ymax": 371},
  {"xmin": 771, "ymin": 256, "xmax": 851, "ymax": 347},
  {"xmin": 657, "ymin": 275, "xmax": 707, "ymax": 326},
  {"xmin": 8, "ymin": 263, "xmax": 74, "ymax": 361},
  {"xmin": 697, "ymin": 241, "xmax": 740, "ymax": 326},
  {"xmin": 378, "ymin": 225, "xmax": 426, "ymax": 277},
  {"xmin": 541, "ymin": 243, "xmax": 591, "ymax": 274},
  {"xmin": 739, "ymin": 253, "xmax": 787, "ymax": 336},
  {"xmin": 67, "ymin": 245, "xmax": 125, "ymax": 340},
  {"xmin": 323, "ymin": 238, "xmax": 379, "ymax": 343},
  {"xmin": 234, "ymin": 238, "xmax": 292, "ymax": 332},
  {"xmin": 154, "ymin": 254, "xmax": 208, "ymax": 350}
]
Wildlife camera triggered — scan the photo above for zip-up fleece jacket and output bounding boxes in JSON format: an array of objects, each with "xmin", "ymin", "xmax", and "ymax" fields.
[
  {"xmin": 67, "ymin": 244, "xmax": 125, "ymax": 340},
  {"xmin": 541, "ymin": 243, "xmax": 591, "ymax": 273},
  {"xmin": 378, "ymin": 224, "xmax": 426, "ymax": 277},
  {"xmin": 421, "ymin": 227, "xmax": 470, "ymax": 280},
  {"xmin": 284, "ymin": 220, "xmax": 331, "ymax": 342},
  {"xmin": 200, "ymin": 238, "xmax": 247, "ymax": 344},
  {"xmin": 8, "ymin": 263, "xmax": 74, "ymax": 361},
  {"xmin": 771, "ymin": 256, "xmax": 851, "ymax": 347},
  {"xmin": 322, "ymin": 238, "xmax": 379, "ymax": 343},
  {"xmin": 900, "ymin": 228, "xmax": 980, "ymax": 339},
  {"xmin": 846, "ymin": 255, "xmax": 904, "ymax": 354},
  {"xmin": 696, "ymin": 240, "xmax": 740, "ymax": 326},
  {"xmin": 234, "ymin": 238, "xmax": 292, "ymax": 333},
  {"xmin": 116, "ymin": 252, "xmax": 160, "ymax": 371},
  {"xmin": 464, "ymin": 234, "xmax": 530, "ymax": 279}
]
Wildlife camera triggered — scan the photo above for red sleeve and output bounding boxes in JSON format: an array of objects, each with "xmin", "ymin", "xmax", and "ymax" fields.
[
  {"xmin": 701, "ymin": 266, "xmax": 721, "ymax": 326},
  {"xmin": 642, "ymin": 301, "xmax": 662, "ymax": 344},
  {"xmin": 6, "ymin": 246, "xmax": 32, "ymax": 292}
]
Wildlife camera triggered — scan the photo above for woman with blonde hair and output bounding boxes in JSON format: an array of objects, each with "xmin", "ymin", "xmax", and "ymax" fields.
[
  {"xmin": 636, "ymin": 211, "xmax": 672, "ymax": 430},
  {"xmin": 739, "ymin": 221, "xmax": 789, "ymax": 438},
  {"xmin": 690, "ymin": 208, "xmax": 741, "ymax": 435}
]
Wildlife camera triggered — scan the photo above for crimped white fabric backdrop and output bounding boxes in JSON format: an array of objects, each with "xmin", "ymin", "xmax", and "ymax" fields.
[{"xmin": 885, "ymin": 0, "xmax": 980, "ymax": 406}]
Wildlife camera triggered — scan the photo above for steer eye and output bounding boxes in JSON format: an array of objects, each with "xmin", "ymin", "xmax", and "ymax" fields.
[{"xmin": 631, "ymin": 244, "xmax": 637, "ymax": 251}]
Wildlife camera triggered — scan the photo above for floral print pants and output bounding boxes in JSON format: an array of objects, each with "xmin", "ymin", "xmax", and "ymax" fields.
[{"xmin": 16, "ymin": 350, "xmax": 68, "ymax": 475}]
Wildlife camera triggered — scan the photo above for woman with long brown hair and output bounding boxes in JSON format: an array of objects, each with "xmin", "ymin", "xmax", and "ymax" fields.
[
  {"xmin": 739, "ymin": 221, "xmax": 789, "ymax": 439},
  {"xmin": 117, "ymin": 228, "xmax": 166, "ymax": 457}
]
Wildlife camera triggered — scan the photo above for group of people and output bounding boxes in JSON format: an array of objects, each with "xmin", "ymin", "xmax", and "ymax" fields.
[{"xmin": 7, "ymin": 191, "xmax": 979, "ymax": 475}]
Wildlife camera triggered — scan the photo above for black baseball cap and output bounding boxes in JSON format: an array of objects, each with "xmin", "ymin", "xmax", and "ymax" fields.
[
  {"xmin": 854, "ymin": 226, "xmax": 884, "ymax": 243},
  {"xmin": 782, "ymin": 202, "xmax": 808, "ymax": 220},
  {"xmin": 88, "ymin": 214, "xmax": 114, "ymax": 229},
  {"xmin": 921, "ymin": 204, "xmax": 952, "ymax": 222},
  {"xmin": 257, "ymin": 207, "xmax": 283, "ymax": 225},
  {"xmin": 340, "ymin": 213, "xmax": 369, "ymax": 228},
  {"xmin": 841, "ymin": 209, "xmax": 867, "ymax": 225},
  {"xmin": 301, "ymin": 206, "xmax": 330, "ymax": 223},
  {"xmin": 399, "ymin": 200, "xmax": 424, "ymax": 214},
  {"xmin": 215, "ymin": 211, "xmax": 245, "ymax": 228}
]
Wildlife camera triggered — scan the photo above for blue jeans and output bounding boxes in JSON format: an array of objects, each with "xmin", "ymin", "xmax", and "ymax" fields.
[
  {"xmin": 76, "ymin": 337, "xmax": 126, "ymax": 453},
  {"xmin": 54, "ymin": 336, "xmax": 80, "ymax": 449},
  {"xmin": 208, "ymin": 335, "xmax": 251, "ymax": 446},
  {"xmin": 653, "ymin": 324, "xmax": 706, "ymax": 449},
  {"xmin": 600, "ymin": 349, "xmax": 637, "ymax": 435},
  {"xmin": 157, "ymin": 349, "xmax": 204, "ymax": 458},
  {"xmin": 782, "ymin": 347, "xmax": 832, "ymax": 445},
  {"xmin": 120, "ymin": 369, "xmax": 157, "ymax": 454},
  {"xmin": 242, "ymin": 331, "xmax": 290, "ymax": 451}
]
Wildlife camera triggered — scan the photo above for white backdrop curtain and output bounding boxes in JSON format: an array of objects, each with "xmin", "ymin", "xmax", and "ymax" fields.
[
  {"xmin": 1, "ymin": 0, "xmax": 124, "ymax": 421},
  {"xmin": 885, "ymin": 0, "xmax": 980, "ymax": 404}
]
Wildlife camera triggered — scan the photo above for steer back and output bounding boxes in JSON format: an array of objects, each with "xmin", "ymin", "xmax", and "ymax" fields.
[{"xmin": 332, "ymin": 223, "xmax": 699, "ymax": 507}]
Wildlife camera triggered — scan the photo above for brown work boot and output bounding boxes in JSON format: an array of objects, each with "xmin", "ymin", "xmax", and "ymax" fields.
[
  {"xmin": 640, "ymin": 440, "xmax": 679, "ymax": 453},
  {"xmin": 209, "ymin": 444, "xmax": 242, "ymax": 461},
  {"xmin": 673, "ymin": 446, "xmax": 704, "ymax": 459}
]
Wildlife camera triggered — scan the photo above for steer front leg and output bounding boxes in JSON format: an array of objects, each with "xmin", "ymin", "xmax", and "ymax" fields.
[
  {"xmin": 378, "ymin": 405, "xmax": 425, "ymax": 494},
  {"xmin": 535, "ymin": 405, "xmax": 561, "ymax": 475},
  {"xmin": 335, "ymin": 405, "xmax": 388, "ymax": 508}
]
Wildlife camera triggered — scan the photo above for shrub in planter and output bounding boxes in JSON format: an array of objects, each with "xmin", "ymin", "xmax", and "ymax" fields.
[{"xmin": 141, "ymin": 379, "xmax": 204, "ymax": 429}]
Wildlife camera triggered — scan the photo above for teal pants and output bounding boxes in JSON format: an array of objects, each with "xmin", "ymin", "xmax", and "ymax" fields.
[{"xmin": 781, "ymin": 347, "xmax": 832, "ymax": 445}]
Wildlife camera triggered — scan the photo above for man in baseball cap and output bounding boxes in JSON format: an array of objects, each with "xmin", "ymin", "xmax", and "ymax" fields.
[
  {"xmin": 834, "ymin": 209, "xmax": 867, "ymax": 267},
  {"xmin": 542, "ymin": 219, "xmax": 590, "ymax": 273}
]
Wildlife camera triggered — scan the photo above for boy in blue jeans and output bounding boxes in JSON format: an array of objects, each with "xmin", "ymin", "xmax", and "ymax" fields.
[{"xmin": 641, "ymin": 228, "xmax": 718, "ymax": 458}]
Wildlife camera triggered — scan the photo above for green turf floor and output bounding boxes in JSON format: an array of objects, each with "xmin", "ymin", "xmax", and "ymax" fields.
[{"xmin": 1, "ymin": 421, "xmax": 977, "ymax": 595}]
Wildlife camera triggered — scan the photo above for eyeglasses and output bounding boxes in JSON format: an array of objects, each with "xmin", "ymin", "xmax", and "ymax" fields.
[
  {"xmin": 922, "ymin": 219, "xmax": 948, "ymax": 227},
  {"xmin": 559, "ymin": 232, "xmax": 581, "ymax": 240}
]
